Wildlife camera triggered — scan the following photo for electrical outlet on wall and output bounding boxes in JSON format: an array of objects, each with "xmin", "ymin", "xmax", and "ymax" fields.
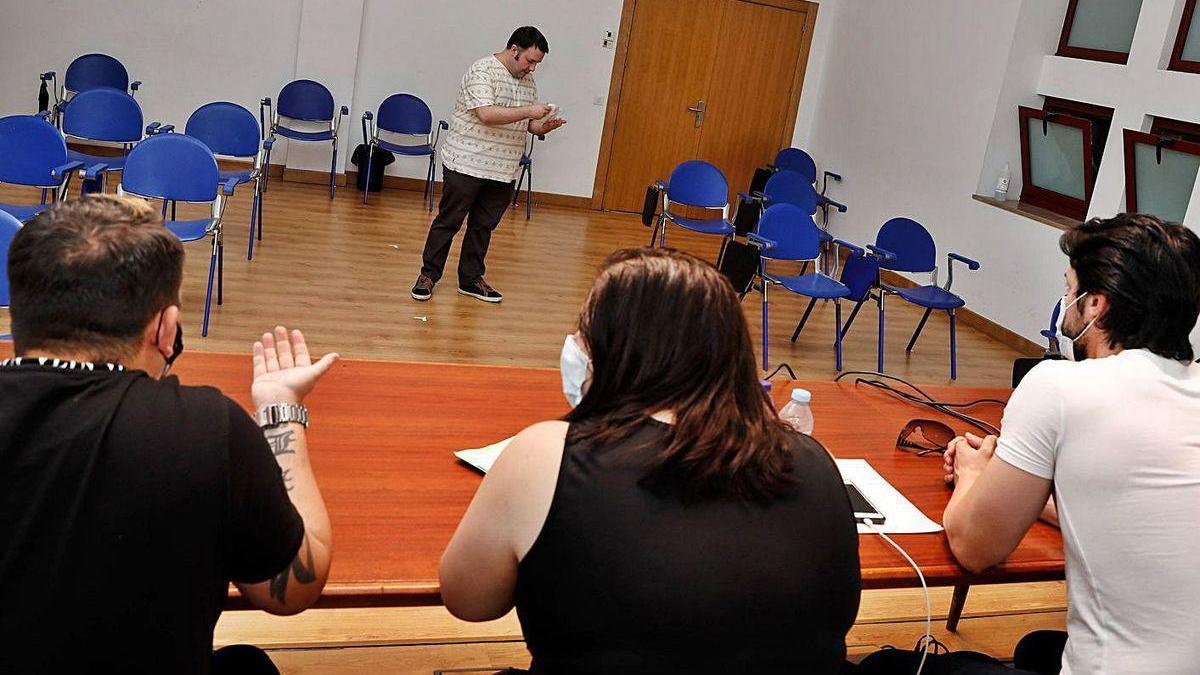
[
  {"xmin": 602, "ymin": 30, "xmax": 615, "ymax": 49},
  {"xmin": 593, "ymin": 95, "xmax": 605, "ymax": 106}
]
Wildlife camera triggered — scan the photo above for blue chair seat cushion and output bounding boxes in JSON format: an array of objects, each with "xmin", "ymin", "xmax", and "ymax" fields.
[
  {"xmin": 767, "ymin": 272, "xmax": 850, "ymax": 300},
  {"xmin": 887, "ymin": 284, "xmax": 965, "ymax": 310},
  {"xmin": 67, "ymin": 150, "xmax": 125, "ymax": 172},
  {"xmin": 272, "ymin": 126, "xmax": 335, "ymax": 142},
  {"xmin": 376, "ymin": 139, "xmax": 434, "ymax": 157},
  {"xmin": 165, "ymin": 218, "xmax": 214, "ymax": 242},
  {"xmin": 666, "ymin": 213, "xmax": 734, "ymax": 236},
  {"xmin": 218, "ymin": 169, "xmax": 256, "ymax": 186},
  {"xmin": 0, "ymin": 202, "xmax": 53, "ymax": 223}
]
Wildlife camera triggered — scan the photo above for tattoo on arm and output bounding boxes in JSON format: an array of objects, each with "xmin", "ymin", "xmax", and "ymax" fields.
[
  {"xmin": 281, "ymin": 467, "xmax": 294, "ymax": 492},
  {"xmin": 268, "ymin": 535, "xmax": 317, "ymax": 604},
  {"xmin": 265, "ymin": 429, "xmax": 296, "ymax": 457}
]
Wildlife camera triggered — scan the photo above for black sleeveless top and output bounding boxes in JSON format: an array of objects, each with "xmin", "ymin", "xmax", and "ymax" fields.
[{"xmin": 514, "ymin": 419, "xmax": 861, "ymax": 674}]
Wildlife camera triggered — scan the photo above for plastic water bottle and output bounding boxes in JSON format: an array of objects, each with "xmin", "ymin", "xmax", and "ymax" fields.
[
  {"xmin": 994, "ymin": 162, "xmax": 1011, "ymax": 201},
  {"xmin": 779, "ymin": 388, "xmax": 814, "ymax": 435}
]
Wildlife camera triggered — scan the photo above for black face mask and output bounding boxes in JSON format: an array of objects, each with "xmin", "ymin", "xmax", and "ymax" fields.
[{"xmin": 156, "ymin": 312, "xmax": 184, "ymax": 378}]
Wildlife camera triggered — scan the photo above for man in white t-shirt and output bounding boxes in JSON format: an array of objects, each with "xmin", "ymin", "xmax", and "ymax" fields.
[
  {"xmin": 412, "ymin": 26, "xmax": 566, "ymax": 304},
  {"xmin": 942, "ymin": 213, "xmax": 1200, "ymax": 674}
]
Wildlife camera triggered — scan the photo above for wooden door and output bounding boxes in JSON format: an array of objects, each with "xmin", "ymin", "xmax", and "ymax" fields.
[
  {"xmin": 597, "ymin": 0, "xmax": 817, "ymax": 213},
  {"xmin": 697, "ymin": 1, "xmax": 814, "ymax": 206},
  {"xmin": 600, "ymin": 0, "xmax": 726, "ymax": 213}
]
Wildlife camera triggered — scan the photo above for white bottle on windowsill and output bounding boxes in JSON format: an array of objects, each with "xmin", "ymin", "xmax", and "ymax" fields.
[{"xmin": 994, "ymin": 163, "xmax": 1011, "ymax": 202}]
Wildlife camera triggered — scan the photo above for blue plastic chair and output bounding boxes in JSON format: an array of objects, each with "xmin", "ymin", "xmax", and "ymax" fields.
[
  {"xmin": 771, "ymin": 148, "xmax": 818, "ymax": 183},
  {"xmin": 511, "ymin": 133, "xmax": 545, "ymax": 220},
  {"xmin": 0, "ymin": 115, "xmax": 81, "ymax": 222},
  {"xmin": 261, "ymin": 80, "xmax": 348, "ymax": 200},
  {"xmin": 650, "ymin": 160, "xmax": 734, "ymax": 253},
  {"xmin": 865, "ymin": 217, "xmax": 980, "ymax": 380},
  {"xmin": 60, "ymin": 88, "xmax": 147, "ymax": 193},
  {"xmin": 736, "ymin": 170, "xmax": 849, "ymax": 274},
  {"xmin": 0, "ymin": 209, "xmax": 21, "ymax": 340},
  {"xmin": 749, "ymin": 203, "xmax": 864, "ymax": 372},
  {"xmin": 360, "ymin": 93, "xmax": 447, "ymax": 210},
  {"xmin": 118, "ymin": 133, "xmax": 237, "ymax": 338},
  {"xmin": 185, "ymin": 102, "xmax": 273, "ymax": 261},
  {"xmin": 39, "ymin": 53, "xmax": 141, "ymax": 125}
]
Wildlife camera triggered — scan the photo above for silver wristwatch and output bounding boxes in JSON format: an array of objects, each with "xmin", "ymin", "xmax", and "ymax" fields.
[{"xmin": 256, "ymin": 403, "xmax": 309, "ymax": 429}]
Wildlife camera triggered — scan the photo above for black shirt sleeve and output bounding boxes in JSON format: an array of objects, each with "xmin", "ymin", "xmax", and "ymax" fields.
[{"xmin": 225, "ymin": 398, "xmax": 306, "ymax": 583}]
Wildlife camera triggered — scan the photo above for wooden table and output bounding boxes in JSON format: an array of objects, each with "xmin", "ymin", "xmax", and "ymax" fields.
[{"xmin": 2, "ymin": 344, "xmax": 1064, "ymax": 613}]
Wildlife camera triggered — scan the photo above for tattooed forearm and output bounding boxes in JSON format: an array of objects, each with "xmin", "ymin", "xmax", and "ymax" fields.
[
  {"xmin": 268, "ymin": 535, "xmax": 317, "ymax": 603},
  {"xmin": 265, "ymin": 429, "xmax": 296, "ymax": 457},
  {"xmin": 281, "ymin": 467, "xmax": 294, "ymax": 492}
]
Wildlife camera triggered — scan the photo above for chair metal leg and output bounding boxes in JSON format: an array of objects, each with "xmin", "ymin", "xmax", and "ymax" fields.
[
  {"xmin": 907, "ymin": 307, "xmax": 933, "ymax": 352},
  {"xmin": 161, "ymin": 200, "xmax": 169, "ymax": 218},
  {"xmin": 790, "ymin": 297, "xmax": 819, "ymax": 343},
  {"xmin": 362, "ymin": 149, "xmax": 373, "ymax": 205},
  {"xmin": 171, "ymin": 201, "xmax": 176, "ymax": 221},
  {"xmin": 761, "ymin": 277, "xmax": 770, "ymax": 372},
  {"xmin": 834, "ymin": 298, "xmax": 843, "ymax": 371},
  {"xmin": 949, "ymin": 309, "xmax": 958, "ymax": 380},
  {"xmin": 427, "ymin": 158, "xmax": 436, "ymax": 212},
  {"xmin": 329, "ymin": 143, "xmax": 338, "ymax": 200},
  {"xmin": 525, "ymin": 166, "xmax": 533, "ymax": 221},
  {"xmin": 202, "ymin": 239, "xmax": 217, "ymax": 338},
  {"xmin": 256, "ymin": 180, "xmax": 264, "ymax": 241},
  {"xmin": 799, "ymin": 261, "xmax": 810, "ymax": 276},
  {"xmin": 878, "ymin": 290, "xmax": 886, "ymax": 373},
  {"xmin": 946, "ymin": 584, "xmax": 970, "ymax": 631},
  {"xmin": 839, "ymin": 298, "xmax": 867, "ymax": 340},
  {"xmin": 512, "ymin": 167, "xmax": 525, "ymax": 208},
  {"xmin": 217, "ymin": 236, "xmax": 224, "ymax": 306},
  {"xmin": 263, "ymin": 146, "xmax": 272, "ymax": 192},
  {"xmin": 247, "ymin": 189, "xmax": 259, "ymax": 261},
  {"xmin": 40, "ymin": 189, "xmax": 47, "ymax": 205}
]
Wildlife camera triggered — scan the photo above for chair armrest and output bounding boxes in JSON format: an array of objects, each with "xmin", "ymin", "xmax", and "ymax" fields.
[
  {"xmin": 84, "ymin": 163, "xmax": 109, "ymax": 180},
  {"xmin": 818, "ymin": 195, "xmax": 848, "ymax": 213},
  {"xmin": 40, "ymin": 71, "xmax": 56, "ymax": 81},
  {"xmin": 832, "ymin": 239, "xmax": 864, "ymax": 256},
  {"xmin": 339, "ymin": 105, "xmax": 349, "ymax": 117},
  {"xmin": 261, "ymin": 97, "xmax": 272, "ymax": 106},
  {"xmin": 130, "ymin": 81, "xmax": 141, "ymax": 93},
  {"xmin": 439, "ymin": 120, "xmax": 449, "ymax": 130},
  {"xmin": 748, "ymin": 233, "xmax": 777, "ymax": 250},
  {"xmin": 866, "ymin": 244, "xmax": 896, "ymax": 262},
  {"xmin": 36, "ymin": 109, "xmax": 54, "ymax": 121},
  {"xmin": 221, "ymin": 176, "xmax": 240, "ymax": 196},
  {"xmin": 362, "ymin": 110, "xmax": 373, "ymax": 121},
  {"xmin": 50, "ymin": 160, "xmax": 84, "ymax": 179},
  {"xmin": 824, "ymin": 170, "xmax": 842, "ymax": 183},
  {"xmin": 145, "ymin": 122, "xmax": 174, "ymax": 136},
  {"xmin": 654, "ymin": 180, "xmax": 669, "ymax": 192},
  {"xmin": 535, "ymin": 133, "xmax": 546, "ymax": 140},
  {"xmin": 948, "ymin": 252, "xmax": 980, "ymax": 270},
  {"xmin": 262, "ymin": 138, "xmax": 274, "ymax": 150}
]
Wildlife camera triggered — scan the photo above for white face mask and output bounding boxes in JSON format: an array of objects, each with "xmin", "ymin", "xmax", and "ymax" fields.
[
  {"xmin": 560, "ymin": 333, "xmax": 591, "ymax": 407},
  {"xmin": 1055, "ymin": 292, "xmax": 1097, "ymax": 362}
]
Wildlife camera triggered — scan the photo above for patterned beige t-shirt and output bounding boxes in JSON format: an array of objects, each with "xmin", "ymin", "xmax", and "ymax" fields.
[{"xmin": 440, "ymin": 55, "xmax": 537, "ymax": 183}]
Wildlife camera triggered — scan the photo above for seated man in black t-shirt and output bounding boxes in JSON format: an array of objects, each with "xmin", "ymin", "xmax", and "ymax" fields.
[{"xmin": 0, "ymin": 196, "xmax": 338, "ymax": 674}]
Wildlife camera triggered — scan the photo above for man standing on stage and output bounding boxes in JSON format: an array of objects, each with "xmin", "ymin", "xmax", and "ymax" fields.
[{"xmin": 412, "ymin": 26, "xmax": 566, "ymax": 304}]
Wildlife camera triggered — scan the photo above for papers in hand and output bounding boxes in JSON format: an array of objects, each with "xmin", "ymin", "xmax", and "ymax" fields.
[
  {"xmin": 454, "ymin": 437, "xmax": 514, "ymax": 474},
  {"xmin": 836, "ymin": 459, "xmax": 943, "ymax": 535}
]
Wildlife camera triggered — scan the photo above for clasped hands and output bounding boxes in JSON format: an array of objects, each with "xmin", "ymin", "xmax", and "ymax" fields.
[{"xmin": 942, "ymin": 432, "xmax": 997, "ymax": 488}]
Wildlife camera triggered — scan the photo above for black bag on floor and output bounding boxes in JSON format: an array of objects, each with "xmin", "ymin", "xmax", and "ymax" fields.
[
  {"xmin": 641, "ymin": 184, "xmax": 661, "ymax": 228},
  {"xmin": 350, "ymin": 144, "xmax": 395, "ymax": 193},
  {"xmin": 718, "ymin": 239, "xmax": 760, "ymax": 298}
]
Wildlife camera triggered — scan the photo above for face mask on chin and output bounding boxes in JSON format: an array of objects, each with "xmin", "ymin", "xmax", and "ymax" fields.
[
  {"xmin": 1055, "ymin": 292, "xmax": 1097, "ymax": 362},
  {"xmin": 560, "ymin": 333, "xmax": 590, "ymax": 407}
]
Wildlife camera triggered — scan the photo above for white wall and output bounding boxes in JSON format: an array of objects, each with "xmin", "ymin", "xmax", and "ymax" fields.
[
  {"xmin": 0, "ymin": 0, "xmax": 303, "ymax": 137},
  {"xmin": 801, "ymin": 0, "xmax": 1200, "ymax": 349},
  {"xmin": 351, "ymin": 0, "xmax": 623, "ymax": 197}
]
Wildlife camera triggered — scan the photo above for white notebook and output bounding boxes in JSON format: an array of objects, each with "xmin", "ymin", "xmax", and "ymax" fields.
[{"xmin": 453, "ymin": 441, "xmax": 942, "ymax": 535}]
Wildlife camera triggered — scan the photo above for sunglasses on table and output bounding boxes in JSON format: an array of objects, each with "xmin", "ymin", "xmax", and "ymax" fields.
[{"xmin": 896, "ymin": 419, "xmax": 956, "ymax": 457}]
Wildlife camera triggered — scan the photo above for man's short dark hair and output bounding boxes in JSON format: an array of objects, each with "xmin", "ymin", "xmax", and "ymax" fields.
[
  {"xmin": 508, "ymin": 26, "xmax": 549, "ymax": 54},
  {"xmin": 1060, "ymin": 213, "xmax": 1200, "ymax": 361},
  {"xmin": 8, "ymin": 195, "xmax": 184, "ymax": 360}
]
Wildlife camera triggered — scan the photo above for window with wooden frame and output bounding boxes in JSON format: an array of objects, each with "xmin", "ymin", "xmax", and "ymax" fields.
[
  {"xmin": 1123, "ymin": 117, "xmax": 1200, "ymax": 222},
  {"xmin": 1056, "ymin": 0, "xmax": 1144, "ymax": 64},
  {"xmin": 1018, "ymin": 98, "xmax": 1115, "ymax": 221},
  {"xmin": 1169, "ymin": 0, "xmax": 1200, "ymax": 73}
]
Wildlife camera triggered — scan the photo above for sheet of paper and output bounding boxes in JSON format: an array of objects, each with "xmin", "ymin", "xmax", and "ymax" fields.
[
  {"xmin": 836, "ymin": 459, "xmax": 944, "ymax": 535},
  {"xmin": 454, "ymin": 437, "xmax": 514, "ymax": 474}
]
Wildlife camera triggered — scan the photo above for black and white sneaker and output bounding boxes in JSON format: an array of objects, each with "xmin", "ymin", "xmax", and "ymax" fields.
[
  {"xmin": 458, "ymin": 279, "xmax": 503, "ymax": 303},
  {"xmin": 411, "ymin": 274, "xmax": 435, "ymax": 301}
]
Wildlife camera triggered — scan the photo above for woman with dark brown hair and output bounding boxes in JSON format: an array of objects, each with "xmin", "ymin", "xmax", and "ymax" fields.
[{"xmin": 440, "ymin": 248, "xmax": 861, "ymax": 674}]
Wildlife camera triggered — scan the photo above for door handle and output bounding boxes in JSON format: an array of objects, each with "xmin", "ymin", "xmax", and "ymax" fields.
[{"xmin": 688, "ymin": 100, "xmax": 706, "ymax": 128}]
